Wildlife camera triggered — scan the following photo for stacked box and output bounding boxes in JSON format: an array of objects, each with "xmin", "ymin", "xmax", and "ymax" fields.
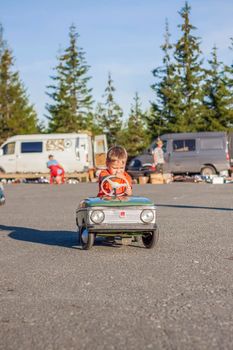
[{"xmin": 150, "ymin": 173, "xmax": 164, "ymax": 184}]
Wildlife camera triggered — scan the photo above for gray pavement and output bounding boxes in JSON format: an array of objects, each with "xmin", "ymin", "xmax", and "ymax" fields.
[{"xmin": 0, "ymin": 183, "xmax": 233, "ymax": 350}]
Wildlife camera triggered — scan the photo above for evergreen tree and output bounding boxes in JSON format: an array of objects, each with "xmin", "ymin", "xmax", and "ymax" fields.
[
  {"xmin": 203, "ymin": 46, "xmax": 233, "ymax": 130},
  {"xmin": 224, "ymin": 38, "xmax": 233, "ymax": 130},
  {"xmin": 0, "ymin": 24, "xmax": 6, "ymax": 59},
  {"xmin": 150, "ymin": 19, "xmax": 180, "ymax": 137},
  {"xmin": 96, "ymin": 73, "xmax": 123, "ymax": 146},
  {"xmin": 118, "ymin": 93, "xmax": 148, "ymax": 156},
  {"xmin": 46, "ymin": 24, "xmax": 93, "ymax": 133},
  {"xmin": 0, "ymin": 25, "xmax": 38, "ymax": 143},
  {"xmin": 172, "ymin": 2, "xmax": 206, "ymax": 132}
]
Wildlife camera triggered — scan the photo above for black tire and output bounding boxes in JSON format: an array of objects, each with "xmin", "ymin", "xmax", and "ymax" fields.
[
  {"xmin": 80, "ymin": 227, "xmax": 95, "ymax": 250},
  {"xmin": 201, "ymin": 166, "xmax": 216, "ymax": 176},
  {"xmin": 142, "ymin": 228, "xmax": 159, "ymax": 249}
]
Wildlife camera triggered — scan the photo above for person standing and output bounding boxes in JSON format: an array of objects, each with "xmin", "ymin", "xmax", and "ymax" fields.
[{"xmin": 152, "ymin": 139, "xmax": 164, "ymax": 174}]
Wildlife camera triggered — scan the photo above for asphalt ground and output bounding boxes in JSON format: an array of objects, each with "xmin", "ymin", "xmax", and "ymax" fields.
[{"xmin": 0, "ymin": 182, "xmax": 233, "ymax": 350}]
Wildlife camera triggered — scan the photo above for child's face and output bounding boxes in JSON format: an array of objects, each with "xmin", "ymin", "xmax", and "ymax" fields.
[{"xmin": 107, "ymin": 160, "xmax": 126, "ymax": 176}]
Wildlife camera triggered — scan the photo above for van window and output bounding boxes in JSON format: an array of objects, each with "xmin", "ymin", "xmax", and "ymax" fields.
[
  {"xmin": 3, "ymin": 142, "xmax": 15, "ymax": 155},
  {"xmin": 162, "ymin": 140, "xmax": 167, "ymax": 153},
  {"xmin": 75, "ymin": 138, "xmax": 80, "ymax": 159},
  {"xmin": 173, "ymin": 139, "xmax": 196, "ymax": 152},
  {"xmin": 200, "ymin": 138, "xmax": 223, "ymax": 150},
  {"xmin": 21, "ymin": 142, "xmax": 43, "ymax": 153},
  {"xmin": 130, "ymin": 159, "xmax": 142, "ymax": 168}
]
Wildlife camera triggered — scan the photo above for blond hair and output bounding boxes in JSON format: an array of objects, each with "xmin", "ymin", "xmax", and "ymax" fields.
[
  {"xmin": 156, "ymin": 138, "xmax": 163, "ymax": 146},
  {"xmin": 106, "ymin": 146, "xmax": 128, "ymax": 163}
]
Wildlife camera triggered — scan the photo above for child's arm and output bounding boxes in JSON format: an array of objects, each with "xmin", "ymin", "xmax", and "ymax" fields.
[
  {"xmin": 121, "ymin": 173, "xmax": 132, "ymax": 196},
  {"xmin": 125, "ymin": 186, "xmax": 132, "ymax": 196},
  {"xmin": 57, "ymin": 163, "xmax": 64, "ymax": 170}
]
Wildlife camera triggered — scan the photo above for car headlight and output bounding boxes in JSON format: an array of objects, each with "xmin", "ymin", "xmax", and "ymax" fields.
[
  {"xmin": 140, "ymin": 209, "xmax": 154, "ymax": 223},
  {"xmin": 90, "ymin": 210, "xmax": 105, "ymax": 224}
]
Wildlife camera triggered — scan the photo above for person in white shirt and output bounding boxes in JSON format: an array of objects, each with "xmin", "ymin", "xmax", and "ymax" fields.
[{"xmin": 152, "ymin": 139, "xmax": 164, "ymax": 174}]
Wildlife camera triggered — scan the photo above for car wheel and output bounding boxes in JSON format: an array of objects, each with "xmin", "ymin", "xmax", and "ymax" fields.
[
  {"xmin": 80, "ymin": 226, "xmax": 95, "ymax": 250},
  {"xmin": 201, "ymin": 166, "xmax": 216, "ymax": 176},
  {"xmin": 142, "ymin": 228, "xmax": 159, "ymax": 249}
]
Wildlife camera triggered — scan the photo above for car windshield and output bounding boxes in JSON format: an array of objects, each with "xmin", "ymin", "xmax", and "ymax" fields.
[{"xmin": 129, "ymin": 159, "xmax": 142, "ymax": 168}]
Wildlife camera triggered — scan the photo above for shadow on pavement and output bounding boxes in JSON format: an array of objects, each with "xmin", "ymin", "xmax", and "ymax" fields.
[
  {"xmin": 157, "ymin": 204, "xmax": 233, "ymax": 211},
  {"xmin": 1, "ymin": 224, "xmax": 79, "ymax": 249},
  {"xmin": 1, "ymin": 225, "xmax": 126, "ymax": 249}
]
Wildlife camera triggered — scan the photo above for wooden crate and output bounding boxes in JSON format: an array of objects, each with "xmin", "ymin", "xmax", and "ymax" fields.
[
  {"xmin": 150, "ymin": 173, "xmax": 164, "ymax": 184},
  {"xmin": 163, "ymin": 173, "xmax": 173, "ymax": 184},
  {"xmin": 94, "ymin": 153, "xmax": 106, "ymax": 167},
  {"xmin": 139, "ymin": 176, "xmax": 149, "ymax": 184}
]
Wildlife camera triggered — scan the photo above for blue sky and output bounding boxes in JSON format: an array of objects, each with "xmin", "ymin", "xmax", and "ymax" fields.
[{"xmin": 1, "ymin": 0, "xmax": 233, "ymax": 123}]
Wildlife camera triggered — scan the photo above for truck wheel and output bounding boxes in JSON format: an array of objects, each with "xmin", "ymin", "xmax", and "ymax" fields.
[
  {"xmin": 80, "ymin": 227, "xmax": 95, "ymax": 250},
  {"xmin": 201, "ymin": 166, "xmax": 216, "ymax": 176},
  {"xmin": 142, "ymin": 228, "xmax": 159, "ymax": 249}
]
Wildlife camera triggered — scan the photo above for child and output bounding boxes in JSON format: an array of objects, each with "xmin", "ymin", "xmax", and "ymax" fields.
[
  {"xmin": 98, "ymin": 146, "xmax": 132, "ymax": 197},
  {"xmin": 152, "ymin": 138, "xmax": 164, "ymax": 174},
  {"xmin": 47, "ymin": 155, "xmax": 65, "ymax": 184}
]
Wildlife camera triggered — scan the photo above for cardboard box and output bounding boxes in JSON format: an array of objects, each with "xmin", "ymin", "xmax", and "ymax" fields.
[
  {"xmin": 211, "ymin": 177, "xmax": 224, "ymax": 184},
  {"xmin": 163, "ymin": 173, "xmax": 173, "ymax": 184},
  {"xmin": 139, "ymin": 176, "xmax": 149, "ymax": 185},
  {"xmin": 150, "ymin": 173, "xmax": 164, "ymax": 184},
  {"xmin": 94, "ymin": 153, "xmax": 106, "ymax": 167}
]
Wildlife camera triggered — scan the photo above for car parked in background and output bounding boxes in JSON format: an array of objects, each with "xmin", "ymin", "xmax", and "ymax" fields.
[
  {"xmin": 126, "ymin": 160, "xmax": 155, "ymax": 180},
  {"xmin": 0, "ymin": 184, "xmax": 5, "ymax": 205},
  {"xmin": 229, "ymin": 132, "xmax": 233, "ymax": 168},
  {"xmin": 127, "ymin": 132, "xmax": 230, "ymax": 177}
]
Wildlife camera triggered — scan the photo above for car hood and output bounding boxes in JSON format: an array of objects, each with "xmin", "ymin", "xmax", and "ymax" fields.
[{"xmin": 80, "ymin": 196, "xmax": 154, "ymax": 207}]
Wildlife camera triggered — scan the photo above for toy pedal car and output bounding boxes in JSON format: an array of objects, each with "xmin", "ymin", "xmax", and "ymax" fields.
[{"xmin": 76, "ymin": 175, "xmax": 159, "ymax": 250}]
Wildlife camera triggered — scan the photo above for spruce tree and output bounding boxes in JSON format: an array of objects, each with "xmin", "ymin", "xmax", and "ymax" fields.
[
  {"xmin": 46, "ymin": 24, "xmax": 93, "ymax": 133},
  {"xmin": 118, "ymin": 93, "xmax": 148, "ymax": 157},
  {"xmin": 203, "ymin": 46, "xmax": 233, "ymax": 130},
  {"xmin": 224, "ymin": 38, "xmax": 233, "ymax": 129},
  {"xmin": 96, "ymin": 73, "xmax": 123, "ymax": 146},
  {"xmin": 172, "ymin": 2, "xmax": 206, "ymax": 132},
  {"xmin": 0, "ymin": 24, "xmax": 6, "ymax": 59},
  {"xmin": 150, "ymin": 19, "xmax": 180, "ymax": 137},
  {"xmin": 0, "ymin": 25, "xmax": 38, "ymax": 143}
]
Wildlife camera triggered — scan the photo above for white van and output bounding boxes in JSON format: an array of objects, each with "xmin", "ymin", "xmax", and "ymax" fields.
[{"xmin": 0, "ymin": 133, "xmax": 107, "ymax": 173}]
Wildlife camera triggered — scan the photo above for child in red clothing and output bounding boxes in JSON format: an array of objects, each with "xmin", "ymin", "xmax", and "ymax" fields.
[
  {"xmin": 47, "ymin": 155, "xmax": 65, "ymax": 184},
  {"xmin": 98, "ymin": 146, "xmax": 132, "ymax": 197}
]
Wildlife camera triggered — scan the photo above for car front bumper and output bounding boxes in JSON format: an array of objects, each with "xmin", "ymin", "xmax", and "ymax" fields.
[{"xmin": 87, "ymin": 223, "xmax": 158, "ymax": 234}]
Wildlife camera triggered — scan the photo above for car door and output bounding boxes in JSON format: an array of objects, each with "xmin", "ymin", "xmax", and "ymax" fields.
[
  {"xmin": 170, "ymin": 139, "xmax": 198, "ymax": 173},
  {"xmin": 93, "ymin": 135, "xmax": 107, "ymax": 169},
  {"xmin": 74, "ymin": 137, "xmax": 89, "ymax": 171},
  {"xmin": 1, "ymin": 142, "xmax": 17, "ymax": 172}
]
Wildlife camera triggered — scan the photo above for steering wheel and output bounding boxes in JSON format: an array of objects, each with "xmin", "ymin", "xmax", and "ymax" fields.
[{"xmin": 100, "ymin": 175, "xmax": 130, "ymax": 197}]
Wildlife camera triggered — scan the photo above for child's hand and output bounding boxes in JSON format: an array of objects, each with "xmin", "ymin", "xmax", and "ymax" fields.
[{"xmin": 125, "ymin": 186, "xmax": 132, "ymax": 196}]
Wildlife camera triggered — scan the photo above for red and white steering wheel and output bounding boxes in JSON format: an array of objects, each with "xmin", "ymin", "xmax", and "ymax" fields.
[{"xmin": 100, "ymin": 175, "xmax": 130, "ymax": 197}]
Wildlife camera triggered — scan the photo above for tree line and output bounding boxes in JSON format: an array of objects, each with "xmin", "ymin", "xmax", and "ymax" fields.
[{"xmin": 0, "ymin": 2, "xmax": 233, "ymax": 156}]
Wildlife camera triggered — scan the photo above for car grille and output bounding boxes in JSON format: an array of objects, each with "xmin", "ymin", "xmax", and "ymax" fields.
[
  {"xmin": 87, "ymin": 207, "xmax": 156, "ymax": 226},
  {"xmin": 103, "ymin": 209, "xmax": 144, "ymax": 224}
]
